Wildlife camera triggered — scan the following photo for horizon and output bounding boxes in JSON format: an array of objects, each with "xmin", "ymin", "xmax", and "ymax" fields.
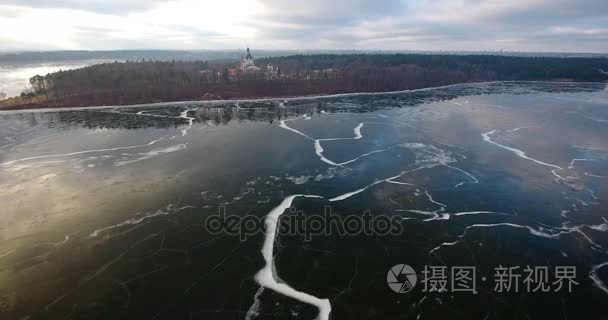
[{"xmin": 2, "ymin": 48, "xmax": 608, "ymax": 56}]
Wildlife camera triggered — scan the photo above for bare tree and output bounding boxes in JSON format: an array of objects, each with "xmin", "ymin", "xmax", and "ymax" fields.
[
  {"xmin": 20, "ymin": 87, "xmax": 35, "ymax": 104},
  {"xmin": 0, "ymin": 91, "xmax": 6, "ymax": 100},
  {"xmin": 30, "ymin": 75, "xmax": 49, "ymax": 99}
]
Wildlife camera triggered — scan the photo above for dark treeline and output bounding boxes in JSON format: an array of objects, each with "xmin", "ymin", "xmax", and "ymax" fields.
[
  {"xmin": 3, "ymin": 54, "xmax": 608, "ymax": 110},
  {"xmin": 260, "ymin": 54, "xmax": 608, "ymax": 86}
]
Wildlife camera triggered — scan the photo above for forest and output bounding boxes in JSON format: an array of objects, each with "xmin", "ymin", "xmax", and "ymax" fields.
[{"xmin": 2, "ymin": 54, "xmax": 608, "ymax": 110}]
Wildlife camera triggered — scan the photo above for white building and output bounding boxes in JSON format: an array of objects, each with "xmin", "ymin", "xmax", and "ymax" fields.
[
  {"xmin": 266, "ymin": 64, "xmax": 279, "ymax": 79},
  {"xmin": 241, "ymin": 48, "xmax": 261, "ymax": 72}
]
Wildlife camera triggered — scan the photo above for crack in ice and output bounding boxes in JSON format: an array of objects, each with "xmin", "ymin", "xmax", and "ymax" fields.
[
  {"xmin": 254, "ymin": 195, "xmax": 331, "ymax": 320},
  {"xmin": 0, "ymin": 137, "xmax": 176, "ymax": 166},
  {"xmin": 280, "ymin": 118, "xmax": 389, "ymax": 167},
  {"xmin": 482, "ymin": 129, "xmax": 562, "ymax": 170}
]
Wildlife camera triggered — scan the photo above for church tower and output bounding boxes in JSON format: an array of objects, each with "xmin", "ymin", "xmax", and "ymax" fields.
[{"xmin": 241, "ymin": 47, "xmax": 257, "ymax": 70}]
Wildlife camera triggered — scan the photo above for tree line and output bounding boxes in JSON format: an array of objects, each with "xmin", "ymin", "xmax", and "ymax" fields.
[{"xmin": 3, "ymin": 54, "xmax": 608, "ymax": 110}]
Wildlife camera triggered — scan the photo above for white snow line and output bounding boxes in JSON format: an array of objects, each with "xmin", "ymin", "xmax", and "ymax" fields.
[
  {"xmin": 255, "ymin": 195, "xmax": 330, "ymax": 320},
  {"xmin": 279, "ymin": 120, "xmax": 313, "ymax": 140},
  {"xmin": 569, "ymin": 158, "xmax": 596, "ymax": 169},
  {"xmin": 280, "ymin": 120, "xmax": 388, "ymax": 167},
  {"xmin": 590, "ymin": 261, "xmax": 608, "ymax": 295},
  {"xmin": 443, "ymin": 163, "xmax": 479, "ymax": 187},
  {"xmin": 0, "ymin": 137, "xmax": 174, "ymax": 166},
  {"xmin": 482, "ymin": 130, "xmax": 562, "ymax": 170}
]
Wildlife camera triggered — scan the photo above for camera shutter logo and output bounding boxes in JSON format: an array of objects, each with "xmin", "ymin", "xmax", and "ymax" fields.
[{"xmin": 387, "ymin": 264, "xmax": 417, "ymax": 293}]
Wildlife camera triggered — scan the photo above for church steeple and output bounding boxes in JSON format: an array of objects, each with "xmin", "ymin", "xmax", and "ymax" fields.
[{"xmin": 241, "ymin": 47, "xmax": 260, "ymax": 72}]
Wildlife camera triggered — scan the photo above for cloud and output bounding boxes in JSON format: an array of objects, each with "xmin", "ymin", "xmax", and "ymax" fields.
[
  {"xmin": 0, "ymin": 5, "xmax": 20, "ymax": 17},
  {"xmin": 0, "ymin": 0, "xmax": 606, "ymax": 52},
  {"xmin": 255, "ymin": 0, "xmax": 403, "ymax": 22},
  {"xmin": 70, "ymin": 24, "xmax": 226, "ymax": 50},
  {"xmin": 0, "ymin": 0, "xmax": 171, "ymax": 14},
  {"xmin": 245, "ymin": 0, "xmax": 608, "ymax": 52}
]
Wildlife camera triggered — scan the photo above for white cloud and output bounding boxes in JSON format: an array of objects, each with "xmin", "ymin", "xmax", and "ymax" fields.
[{"xmin": 0, "ymin": 0, "xmax": 606, "ymax": 52}]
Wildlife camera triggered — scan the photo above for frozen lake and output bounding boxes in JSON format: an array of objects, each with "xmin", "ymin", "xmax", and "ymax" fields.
[{"xmin": 0, "ymin": 82, "xmax": 607, "ymax": 319}]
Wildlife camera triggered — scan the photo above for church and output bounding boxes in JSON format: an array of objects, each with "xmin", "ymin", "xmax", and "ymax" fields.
[
  {"xmin": 235, "ymin": 48, "xmax": 280, "ymax": 80},
  {"xmin": 240, "ymin": 48, "xmax": 261, "ymax": 72}
]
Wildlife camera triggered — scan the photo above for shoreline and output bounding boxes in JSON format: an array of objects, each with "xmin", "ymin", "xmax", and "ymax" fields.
[{"xmin": 0, "ymin": 80, "xmax": 605, "ymax": 114}]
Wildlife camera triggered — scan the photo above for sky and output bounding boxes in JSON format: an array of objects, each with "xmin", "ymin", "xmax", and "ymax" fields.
[{"xmin": 0, "ymin": 0, "xmax": 607, "ymax": 52}]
